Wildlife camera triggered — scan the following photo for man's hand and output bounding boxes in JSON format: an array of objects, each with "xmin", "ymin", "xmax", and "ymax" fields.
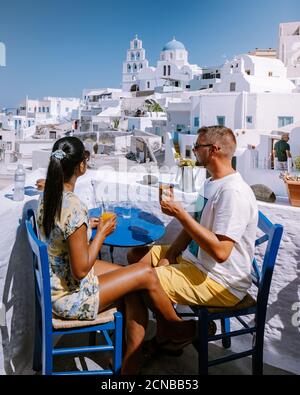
[
  {"xmin": 160, "ymin": 198, "xmax": 185, "ymax": 218},
  {"xmin": 157, "ymin": 254, "xmax": 178, "ymax": 267}
]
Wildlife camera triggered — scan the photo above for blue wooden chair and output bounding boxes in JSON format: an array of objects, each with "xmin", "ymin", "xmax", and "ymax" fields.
[
  {"xmin": 178, "ymin": 211, "xmax": 283, "ymax": 375},
  {"xmin": 25, "ymin": 209, "xmax": 123, "ymax": 375}
]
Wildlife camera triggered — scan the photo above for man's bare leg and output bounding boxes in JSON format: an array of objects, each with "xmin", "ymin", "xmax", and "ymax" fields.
[{"xmin": 127, "ymin": 247, "xmax": 151, "ymax": 266}]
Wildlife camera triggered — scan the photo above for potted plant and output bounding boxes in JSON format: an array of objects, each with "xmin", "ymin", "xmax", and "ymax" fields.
[
  {"xmin": 280, "ymin": 172, "xmax": 300, "ymax": 207},
  {"xmin": 176, "ymin": 158, "xmax": 197, "ymax": 192}
]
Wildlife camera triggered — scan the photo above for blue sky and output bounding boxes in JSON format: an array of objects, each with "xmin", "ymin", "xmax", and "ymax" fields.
[{"xmin": 0, "ymin": 0, "xmax": 299, "ymax": 108}]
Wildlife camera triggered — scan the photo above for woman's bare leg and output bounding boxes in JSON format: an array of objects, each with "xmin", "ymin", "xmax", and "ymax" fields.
[
  {"xmin": 97, "ymin": 261, "xmax": 194, "ymax": 340},
  {"xmin": 93, "ymin": 259, "xmax": 121, "ymax": 276},
  {"xmin": 121, "ymin": 292, "xmax": 149, "ymax": 375}
]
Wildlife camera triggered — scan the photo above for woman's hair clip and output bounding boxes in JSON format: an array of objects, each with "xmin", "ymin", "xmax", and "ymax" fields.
[{"xmin": 51, "ymin": 149, "xmax": 67, "ymax": 160}]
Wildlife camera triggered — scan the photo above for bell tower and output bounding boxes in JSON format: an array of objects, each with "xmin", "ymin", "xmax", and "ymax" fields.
[{"xmin": 122, "ymin": 35, "xmax": 149, "ymax": 92}]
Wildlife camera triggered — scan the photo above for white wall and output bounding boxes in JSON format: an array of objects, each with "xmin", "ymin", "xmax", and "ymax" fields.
[
  {"xmin": 254, "ymin": 93, "xmax": 300, "ymax": 129},
  {"xmin": 32, "ymin": 149, "xmax": 51, "ymax": 170},
  {"xmin": 289, "ymin": 126, "xmax": 300, "ymax": 159},
  {"xmin": 189, "ymin": 92, "xmax": 300, "ymax": 131},
  {"xmin": 127, "ymin": 117, "xmax": 153, "ymax": 132},
  {"xmin": 237, "ymin": 149, "xmax": 288, "ymax": 196},
  {"xmin": 16, "ymin": 140, "xmax": 54, "ymax": 158}
]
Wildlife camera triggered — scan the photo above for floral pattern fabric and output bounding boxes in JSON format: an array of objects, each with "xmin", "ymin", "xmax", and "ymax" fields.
[{"xmin": 37, "ymin": 192, "xmax": 99, "ymax": 320}]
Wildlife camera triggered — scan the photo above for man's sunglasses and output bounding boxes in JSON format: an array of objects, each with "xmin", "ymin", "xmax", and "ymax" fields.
[{"xmin": 193, "ymin": 143, "xmax": 213, "ymax": 151}]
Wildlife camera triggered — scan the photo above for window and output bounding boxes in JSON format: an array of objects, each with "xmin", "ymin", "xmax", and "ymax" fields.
[
  {"xmin": 127, "ymin": 64, "xmax": 131, "ymax": 72},
  {"xmin": 47, "ymin": 107, "xmax": 50, "ymax": 112},
  {"xmin": 136, "ymin": 52, "xmax": 140, "ymax": 60},
  {"xmin": 134, "ymin": 40, "xmax": 138, "ymax": 49},
  {"xmin": 6, "ymin": 142, "xmax": 12, "ymax": 150},
  {"xmin": 163, "ymin": 65, "xmax": 167, "ymax": 76},
  {"xmin": 278, "ymin": 116, "xmax": 294, "ymax": 127},
  {"xmin": 42, "ymin": 107, "xmax": 45, "ymax": 112},
  {"xmin": 139, "ymin": 63, "xmax": 143, "ymax": 69},
  {"xmin": 147, "ymin": 81, "xmax": 150, "ymax": 89},
  {"xmin": 176, "ymin": 124, "xmax": 185, "ymax": 132},
  {"xmin": 186, "ymin": 85, "xmax": 191, "ymax": 89},
  {"xmin": 133, "ymin": 63, "xmax": 137, "ymax": 71},
  {"xmin": 246, "ymin": 116, "xmax": 253, "ymax": 124},
  {"xmin": 168, "ymin": 65, "xmax": 171, "ymax": 76},
  {"xmin": 194, "ymin": 117, "xmax": 200, "ymax": 127},
  {"xmin": 217, "ymin": 116, "xmax": 226, "ymax": 126},
  {"xmin": 245, "ymin": 70, "xmax": 250, "ymax": 75},
  {"xmin": 131, "ymin": 52, "xmax": 135, "ymax": 60},
  {"xmin": 38, "ymin": 107, "xmax": 41, "ymax": 112},
  {"xmin": 230, "ymin": 82, "xmax": 236, "ymax": 92},
  {"xmin": 268, "ymin": 71, "xmax": 273, "ymax": 77}
]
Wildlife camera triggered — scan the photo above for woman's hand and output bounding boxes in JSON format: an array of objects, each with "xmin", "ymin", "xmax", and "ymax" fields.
[
  {"xmin": 97, "ymin": 215, "xmax": 117, "ymax": 238},
  {"xmin": 89, "ymin": 217, "xmax": 99, "ymax": 229},
  {"xmin": 36, "ymin": 178, "xmax": 45, "ymax": 191}
]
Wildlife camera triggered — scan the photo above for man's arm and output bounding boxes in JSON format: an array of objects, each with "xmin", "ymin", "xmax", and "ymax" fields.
[
  {"xmin": 161, "ymin": 200, "xmax": 234, "ymax": 263},
  {"xmin": 163, "ymin": 229, "xmax": 192, "ymax": 263}
]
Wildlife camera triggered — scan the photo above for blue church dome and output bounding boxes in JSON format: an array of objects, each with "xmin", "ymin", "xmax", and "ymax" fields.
[{"xmin": 162, "ymin": 38, "xmax": 186, "ymax": 51}]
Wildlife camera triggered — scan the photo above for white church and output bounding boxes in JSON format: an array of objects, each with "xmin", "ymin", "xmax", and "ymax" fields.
[{"xmin": 122, "ymin": 35, "xmax": 203, "ymax": 93}]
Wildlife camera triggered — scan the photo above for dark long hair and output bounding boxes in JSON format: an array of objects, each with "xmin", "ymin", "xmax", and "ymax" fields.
[{"xmin": 43, "ymin": 137, "xmax": 85, "ymax": 238}]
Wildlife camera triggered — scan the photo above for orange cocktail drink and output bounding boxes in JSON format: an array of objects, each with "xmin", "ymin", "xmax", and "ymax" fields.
[{"xmin": 101, "ymin": 212, "xmax": 115, "ymax": 221}]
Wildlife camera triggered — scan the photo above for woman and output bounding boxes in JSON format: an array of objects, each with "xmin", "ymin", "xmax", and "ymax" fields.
[{"xmin": 37, "ymin": 137, "xmax": 195, "ymax": 374}]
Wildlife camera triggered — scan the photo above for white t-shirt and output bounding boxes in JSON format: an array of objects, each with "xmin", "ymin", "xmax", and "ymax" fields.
[{"xmin": 182, "ymin": 172, "xmax": 258, "ymax": 300}]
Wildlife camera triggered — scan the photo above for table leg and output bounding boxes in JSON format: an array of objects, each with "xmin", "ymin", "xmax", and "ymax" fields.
[{"xmin": 110, "ymin": 246, "xmax": 114, "ymax": 263}]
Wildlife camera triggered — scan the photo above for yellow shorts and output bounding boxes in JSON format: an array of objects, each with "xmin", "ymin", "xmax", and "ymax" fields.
[{"xmin": 150, "ymin": 245, "xmax": 239, "ymax": 307}]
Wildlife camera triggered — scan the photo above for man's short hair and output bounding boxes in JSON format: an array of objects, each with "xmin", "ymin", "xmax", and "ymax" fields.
[{"xmin": 197, "ymin": 125, "xmax": 236, "ymax": 158}]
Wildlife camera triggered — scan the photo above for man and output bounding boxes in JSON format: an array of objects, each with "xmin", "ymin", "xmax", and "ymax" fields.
[
  {"xmin": 273, "ymin": 134, "xmax": 292, "ymax": 171},
  {"xmin": 128, "ymin": 125, "xmax": 258, "ymax": 354}
]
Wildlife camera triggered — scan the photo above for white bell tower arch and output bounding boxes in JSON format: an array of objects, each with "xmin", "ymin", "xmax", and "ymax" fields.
[{"xmin": 122, "ymin": 35, "xmax": 149, "ymax": 92}]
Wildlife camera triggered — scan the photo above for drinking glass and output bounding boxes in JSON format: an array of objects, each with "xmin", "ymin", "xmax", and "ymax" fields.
[
  {"xmin": 159, "ymin": 183, "xmax": 174, "ymax": 203},
  {"xmin": 121, "ymin": 201, "xmax": 131, "ymax": 219}
]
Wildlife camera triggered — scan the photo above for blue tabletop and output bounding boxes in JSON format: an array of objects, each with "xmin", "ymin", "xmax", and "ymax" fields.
[{"xmin": 89, "ymin": 207, "xmax": 166, "ymax": 247}]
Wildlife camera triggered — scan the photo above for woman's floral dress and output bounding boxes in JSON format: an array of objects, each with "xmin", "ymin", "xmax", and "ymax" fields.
[{"xmin": 37, "ymin": 192, "xmax": 99, "ymax": 320}]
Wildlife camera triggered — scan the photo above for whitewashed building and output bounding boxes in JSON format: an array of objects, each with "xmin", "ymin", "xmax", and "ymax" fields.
[
  {"xmin": 214, "ymin": 54, "xmax": 295, "ymax": 94},
  {"xmin": 278, "ymin": 21, "xmax": 300, "ymax": 89},
  {"xmin": 19, "ymin": 97, "xmax": 81, "ymax": 122},
  {"xmin": 122, "ymin": 36, "xmax": 205, "ymax": 93}
]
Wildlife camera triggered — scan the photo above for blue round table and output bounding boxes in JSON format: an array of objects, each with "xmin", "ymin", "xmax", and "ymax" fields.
[{"xmin": 88, "ymin": 206, "xmax": 166, "ymax": 261}]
